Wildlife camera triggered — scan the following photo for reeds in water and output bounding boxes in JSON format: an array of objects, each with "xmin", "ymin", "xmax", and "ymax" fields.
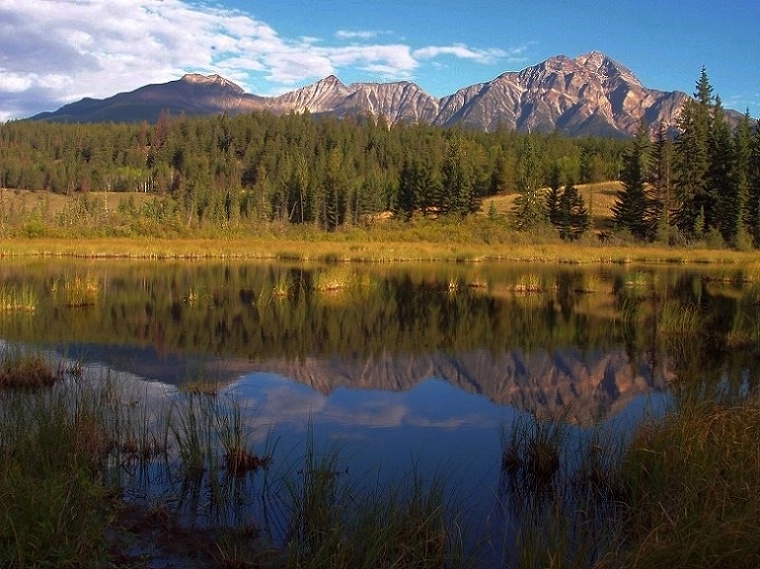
[
  {"xmin": 51, "ymin": 273, "xmax": 100, "ymax": 307},
  {"xmin": 0, "ymin": 349, "xmax": 61, "ymax": 390},
  {"xmin": 0, "ymin": 284, "xmax": 37, "ymax": 312}
]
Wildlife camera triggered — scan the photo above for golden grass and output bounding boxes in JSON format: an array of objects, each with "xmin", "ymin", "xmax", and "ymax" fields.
[
  {"xmin": 0, "ymin": 188, "xmax": 157, "ymax": 216},
  {"xmin": 481, "ymin": 181, "xmax": 621, "ymax": 232},
  {"xmin": 1, "ymin": 185, "xmax": 760, "ymax": 268},
  {"xmin": 1, "ymin": 236, "xmax": 758, "ymax": 268},
  {"xmin": 0, "ymin": 284, "xmax": 37, "ymax": 312}
]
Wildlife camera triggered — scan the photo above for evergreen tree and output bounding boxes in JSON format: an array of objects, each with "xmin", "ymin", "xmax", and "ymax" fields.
[
  {"xmin": 746, "ymin": 119, "xmax": 760, "ymax": 247},
  {"xmin": 441, "ymin": 134, "xmax": 478, "ymax": 216},
  {"xmin": 395, "ymin": 154, "xmax": 419, "ymax": 220},
  {"xmin": 488, "ymin": 147, "xmax": 516, "ymax": 195},
  {"xmin": 673, "ymin": 68, "xmax": 712, "ymax": 237},
  {"xmin": 556, "ymin": 181, "xmax": 590, "ymax": 240},
  {"xmin": 707, "ymin": 97, "xmax": 739, "ymax": 244},
  {"xmin": 545, "ymin": 161, "xmax": 563, "ymax": 227},
  {"xmin": 512, "ymin": 135, "xmax": 546, "ymax": 230},
  {"xmin": 650, "ymin": 121, "xmax": 674, "ymax": 242},
  {"xmin": 733, "ymin": 112, "xmax": 753, "ymax": 248},
  {"xmin": 612, "ymin": 120, "xmax": 652, "ymax": 240}
]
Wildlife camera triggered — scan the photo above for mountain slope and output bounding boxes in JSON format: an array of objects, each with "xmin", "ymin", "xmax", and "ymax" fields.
[
  {"xmin": 31, "ymin": 51, "xmax": 694, "ymax": 137},
  {"xmin": 31, "ymin": 74, "xmax": 265, "ymax": 123}
]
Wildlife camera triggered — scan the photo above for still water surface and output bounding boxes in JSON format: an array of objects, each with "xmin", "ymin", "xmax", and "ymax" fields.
[{"xmin": 2, "ymin": 259, "xmax": 758, "ymax": 558}]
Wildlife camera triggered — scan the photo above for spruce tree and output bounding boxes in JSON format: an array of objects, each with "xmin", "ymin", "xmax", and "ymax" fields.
[
  {"xmin": 650, "ymin": 121, "xmax": 673, "ymax": 242},
  {"xmin": 512, "ymin": 135, "xmax": 546, "ymax": 230},
  {"xmin": 612, "ymin": 120, "xmax": 652, "ymax": 240},
  {"xmin": 733, "ymin": 112, "xmax": 753, "ymax": 248},
  {"xmin": 706, "ymin": 96, "xmax": 738, "ymax": 244},
  {"xmin": 545, "ymin": 161, "xmax": 563, "ymax": 228},
  {"xmin": 673, "ymin": 68, "xmax": 712, "ymax": 238},
  {"xmin": 557, "ymin": 181, "xmax": 590, "ymax": 240},
  {"xmin": 395, "ymin": 155, "xmax": 418, "ymax": 220},
  {"xmin": 746, "ymin": 119, "xmax": 760, "ymax": 247},
  {"xmin": 441, "ymin": 134, "xmax": 477, "ymax": 217}
]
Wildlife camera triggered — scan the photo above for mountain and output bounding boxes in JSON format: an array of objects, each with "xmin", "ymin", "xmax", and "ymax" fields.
[
  {"xmin": 31, "ymin": 51, "xmax": 694, "ymax": 137},
  {"xmin": 31, "ymin": 73, "xmax": 266, "ymax": 124}
]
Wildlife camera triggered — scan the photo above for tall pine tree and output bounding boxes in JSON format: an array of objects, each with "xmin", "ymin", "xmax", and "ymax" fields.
[
  {"xmin": 707, "ymin": 96, "xmax": 739, "ymax": 244},
  {"xmin": 746, "ymin": 119, "xmax": 760, "ymax": 247},
  {"xmin": 612, "ymin": 120, "xmax": 652, "ymax": 240},
  {"xmin": 673, "ymin": 68, "xmax": 712, "ymax": 237},
  {"xmin": 512, "ymin": 135, "xmax": 546, "ymax": 230}
]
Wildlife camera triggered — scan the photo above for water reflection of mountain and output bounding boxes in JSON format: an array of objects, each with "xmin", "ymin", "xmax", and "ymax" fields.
[
  {"xmin": 247, "ymin": 347, "xmax": 669, "ymax": 423},
  {"xmin": 56, "ymin": 343, "xmax": 667, "ymax": 423}
]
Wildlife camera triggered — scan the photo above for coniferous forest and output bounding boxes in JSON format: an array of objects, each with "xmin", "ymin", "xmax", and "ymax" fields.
[{"xmin": 1, "ymin": 70, "xmax": 759, "ymax": 247}]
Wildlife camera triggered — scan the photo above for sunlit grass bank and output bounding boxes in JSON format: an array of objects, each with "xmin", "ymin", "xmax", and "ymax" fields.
[
  {"xmin": 2, "ymin": 231, "xmax": 760, "ymax": 268},
  {"xmin": 2, "ymin": 185, "xmax": 759, "ymax": 267}
]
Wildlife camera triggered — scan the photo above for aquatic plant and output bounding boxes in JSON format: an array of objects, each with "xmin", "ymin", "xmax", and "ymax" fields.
[
  {"xmin": 0, "ymin": 284, "xmax": 37, "ymax": 312},
  {"xmin": 0, "ymin": 349, "xmax": 61, "ymax": 390},
  {"xmin": 51, "ymin": 273, "xmax": 100, "ymax": 307},
  {"xmin": 509, "ymin": 273, "xmax": 546, "ymax": 293}
]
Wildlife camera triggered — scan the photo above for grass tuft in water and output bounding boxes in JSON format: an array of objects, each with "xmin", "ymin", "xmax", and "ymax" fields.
[
  {"xmin": 51, "ymin": 273, "xmax": 100, "ymax": 307},
  {"xmin": 0, "ymin": 284, "xmax": 37, "ymax": 312},
  {"xmin": 0, "ymin": 349, "xmax": 62, "ymax": 391}
]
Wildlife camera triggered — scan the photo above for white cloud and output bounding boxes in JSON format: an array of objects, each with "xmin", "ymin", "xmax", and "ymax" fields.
[
  {"xmin": 414, "ymin": 44, "xmax": 506, "ymax": 64},
  {"xmin": 0, "ymin": 0, "xmax": 511, "ymax": 121},
  {"xmin": 336, "ymin": 30, "xmax": 390, "ymax": 41}
]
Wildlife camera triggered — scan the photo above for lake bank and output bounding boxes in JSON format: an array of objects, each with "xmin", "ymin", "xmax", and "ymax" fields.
[{"xmin": 2, "ymin": 235, "xmax": 759, "ymax": 268}]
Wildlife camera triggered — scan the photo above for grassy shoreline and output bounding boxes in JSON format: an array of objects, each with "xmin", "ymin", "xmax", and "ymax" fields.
[{"xmin": 2, "ymin": 235, "xmax": 759, "ymax": 267}]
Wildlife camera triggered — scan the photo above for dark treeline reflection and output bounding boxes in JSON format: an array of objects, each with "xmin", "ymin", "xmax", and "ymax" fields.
[{"xmin": 1, "ymin": 260, "xmax": 760, "ymax": 400}]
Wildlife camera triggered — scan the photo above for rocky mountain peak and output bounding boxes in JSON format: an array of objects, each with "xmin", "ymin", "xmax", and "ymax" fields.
[
  {"xmin": 181, "ymin": 73, "xmax": 245, "ymax": 93},
  {"xmin": 34, "ymin": 52, "xmax": 710, "ymax": 137},
  {"xmin": 575, "ymin": 51, "xmax": 643, "ymax": 88}
]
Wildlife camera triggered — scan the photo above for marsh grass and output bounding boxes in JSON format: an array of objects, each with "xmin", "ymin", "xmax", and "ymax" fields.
[
  {"xmin": 508, "ymin": 273, "xmax": 550, "ymax": 293},
  {"xmin": 312, "ymin": 266, "xmax": 374, "ymax": 292},
  {"xmin": 0, "ymin": 372, "xmax": 121, "ymax": 568},
  {"xmin": 657, "ymin": 300, "xmax": 700, "ymax": 335},
  {"xmin": 499, "ymin": 385, "xmax": 760, "ymax": 569},
  {"xmin": 573, "ymin": 273, "xmax": 608, "ymax": 294},
  {"xmin": 0, "ymin": 348, "xmax": 62, "ymax": 390},
  {"xmin": 602, "ymin": 394, "xmax": 760, "ymax": 569},
  {"xmin": 218, "ymin": 397, "xmax": 272, "ymax": 476},
  {"xmin": 51, "ymin": 273, "xmax": 100, "ymax": 307},
  {"xmin": 0, "ymin": 350, "xmax": 465, "ymax": 568},
  {"xmin": 283, "ymin": 438, "xmax": 462, "ymax": 569},
  {"xmin": 498, "ymin": 409, "xmax": 625, "ymax": 569},
  {"xmin": 6, "ymin": 231, "xmax": 760, "ymax": 266},
  {"xmin": 168, "ymin": 390, "xmax": 221, "ymax": 477},
  {"xmin": 6, "ymin": 343, "xmax": 759, "ymax": 568},
  {"xmin": 0, "ymin": 284, "xmax": 37, "ymax": 312}
]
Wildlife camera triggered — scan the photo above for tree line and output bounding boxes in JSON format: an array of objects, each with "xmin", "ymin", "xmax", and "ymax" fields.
[
  {"xmin": 0, "ymin": 109, "xmax": 623, "ymax": 233},
  {"xmin": 611, "ymin": 69, "xmax": 760, "ymax": 248},
  {"xmin": 1, "ymin": 69, "xmax": 758, "ymax": 247}
]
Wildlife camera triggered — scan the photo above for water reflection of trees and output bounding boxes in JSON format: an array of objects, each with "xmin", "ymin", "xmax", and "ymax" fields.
[{"xmin": 1, "ymin": 261, "xmax": 759, "ymax": 396}]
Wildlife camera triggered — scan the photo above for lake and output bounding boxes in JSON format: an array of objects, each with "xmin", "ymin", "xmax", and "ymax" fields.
[{"xmin": 1, "ymin": 258, "xmax": 758, "ymax": 563}]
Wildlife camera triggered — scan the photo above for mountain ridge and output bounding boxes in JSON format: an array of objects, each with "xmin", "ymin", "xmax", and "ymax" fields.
[{"xmin": 31, "ymin": 51, "xmax": 704, "ymax": 137}]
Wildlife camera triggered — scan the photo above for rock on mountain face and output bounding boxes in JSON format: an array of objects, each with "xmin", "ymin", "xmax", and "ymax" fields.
[
  {"xmin": 32, "ymin": 51, "xmax": 692, "ymax": 137},
  {"xmin": 434, "ymin": 51, "xmax": 688, "ymax": 136}
]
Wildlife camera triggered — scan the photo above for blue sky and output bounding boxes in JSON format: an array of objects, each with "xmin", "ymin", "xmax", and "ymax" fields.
[{"xmin": 0, "ymin": 0, "xmax": 757, "ymax": 122}]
